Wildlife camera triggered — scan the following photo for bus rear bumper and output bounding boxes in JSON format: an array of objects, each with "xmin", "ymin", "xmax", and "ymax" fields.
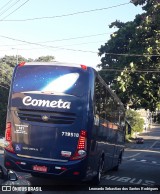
[{"xmin": 4, "ymin": 150, "xmax": 88, "ymax": 181}]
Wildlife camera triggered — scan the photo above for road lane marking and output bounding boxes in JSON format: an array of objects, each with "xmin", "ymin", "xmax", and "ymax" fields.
[
  {"xmin": 140, "ymin": 160, "xmax": 147, "ymax": 162},
  {"xmin": 24, "ymin": 174, "xmax": 32, "ymax": 178},
  {"xmin": 129, "ymin": 158, "xmax": 136, "ymax": 161},
  {"xmin": 151, "ymin": 161, "xmax": 157, "ymax": 164},
  {"xmin": 126, "ymin": 159, "xmax": 160, "ymax": 166},
  {"xmin": 102, "ymin": 174, "xmax": 156, "ymax": 186},
  {"xmin": 123, "ymin": 153, "xmax": 140, "ymax": 159},
  {"xmin": 125, "ymin": 148, "xmax": 160, "ymax": 154},
  {"xmin": 150, "ymin": 141, "xmax": 159, "ymax": 148}
]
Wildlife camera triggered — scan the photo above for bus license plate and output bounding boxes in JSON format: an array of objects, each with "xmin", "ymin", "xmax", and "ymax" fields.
[{"xmin": 33, "ymin": 165, "xmax": 47, "ymax": 172}]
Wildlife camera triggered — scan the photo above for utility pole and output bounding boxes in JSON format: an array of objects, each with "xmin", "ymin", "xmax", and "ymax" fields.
[{"xmin": 12, "ymin": 48, "xmax": 18, "ymax": 64}]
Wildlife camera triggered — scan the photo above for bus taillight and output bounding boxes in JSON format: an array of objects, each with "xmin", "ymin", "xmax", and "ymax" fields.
[
  {"xmin": 70, "ymin": 130, "xmax": 87, "ymax": 160},
  {"xmin": 5, "ymin": 122, "xmax": 15, "ymax": 153}
]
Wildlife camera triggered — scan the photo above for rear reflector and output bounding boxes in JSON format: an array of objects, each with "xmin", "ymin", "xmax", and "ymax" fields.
[
  {"xmin": 73, "ymin": 171, "xmax": 80, "ymax": 175},
  {"xmin": 15, "ymin": 161, "xmax": 21, "ymax": 165},
  {"xmin": 70, "ymin": 130, "xmax": 87, "ymax": 160},
  {"xmin": 15, "ymin": 161, "xmax": 26, "ymax": 165},
  {"xmin": 5, "ymin": 162, "xmax": 11, "ymax": 166}
]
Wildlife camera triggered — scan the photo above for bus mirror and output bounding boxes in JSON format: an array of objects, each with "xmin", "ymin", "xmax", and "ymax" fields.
[{"xmin": 7, "ymin": 170, "xmax": 18, "ymax": 181}]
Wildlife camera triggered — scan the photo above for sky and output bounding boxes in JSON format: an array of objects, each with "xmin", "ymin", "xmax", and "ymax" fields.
[{"xmin": 0, "ymin": 0, "xmax": 144, "ymax": 69}]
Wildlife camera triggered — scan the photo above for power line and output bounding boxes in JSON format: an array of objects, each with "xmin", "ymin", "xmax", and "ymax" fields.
[
  {"xmin": 0, "ymin": 0, "xmax": 21, "ymax": 18},
  {"xmin": 37, "ymin": 33, "xmax": 109, "ymax": 44},
  {"xmin": 0, "ymin": 2, "xmax": 131, "ymax": 22},
  {"xmin": 1, "ymin": 0, "xmax": 30, "ymax": 20},
  {"xmin": 0, "ymin": 0, "xmax": 15, "ymax": 12},
  {"xmin": 0, "ymin": 32, "xmax": 110, "ymax": 46},
  {"xmin": 35, "ymin": 40, "xmax": 106, "ymax": 48},
  {"xmin": 0, "ymin": 40, "xmax": 105, "ymax": 52},
  {"xmin": 101, "ymin": 69, "xmax": 160, "ymax": 73},
  {"xmin": 1, "ymin": 34, "xmax": 160, "ymax": 57},
  {"xmin": 0, "ymin": 34, "xmax": 98, "ymax": 53},
  {"xmin": 103, "ymin": 52, "xmax": 160, "ymax": 57}
]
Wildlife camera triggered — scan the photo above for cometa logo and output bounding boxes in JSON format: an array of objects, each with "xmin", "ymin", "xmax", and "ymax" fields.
[{"xmin": 22, "ymin": 96, "xmax": 71, "ymax": 109}]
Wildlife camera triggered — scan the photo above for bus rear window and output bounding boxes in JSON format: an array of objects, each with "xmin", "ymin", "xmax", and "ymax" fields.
[{"xmin": 12, "ymin": 65, "xmax": 88, "ymax": 97}]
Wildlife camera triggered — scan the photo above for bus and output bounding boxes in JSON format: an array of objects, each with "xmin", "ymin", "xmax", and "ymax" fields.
[{"xmin": 4, "ymin": 62, "xmax": 125, "ymax": 184}]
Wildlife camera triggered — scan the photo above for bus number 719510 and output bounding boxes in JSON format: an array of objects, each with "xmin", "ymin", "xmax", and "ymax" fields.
[{"xmin": 62, "ymin": 132, "xmax": 79, "ymax": 138}]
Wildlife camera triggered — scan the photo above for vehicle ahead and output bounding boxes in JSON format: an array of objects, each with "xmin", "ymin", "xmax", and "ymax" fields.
[
  {"xmin": 0, "ymin": 164, "xmax": 30, "ymax": 193},
  {"xmin": 136, "ymin": 137, "xmax": 144, "ymax": 144},
  {"xmin": 4, "ymin": 62, "xmax": 126, "ymax": 185}
]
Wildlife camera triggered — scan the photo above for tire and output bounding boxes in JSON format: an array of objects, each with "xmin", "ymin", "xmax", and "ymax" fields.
[
  {"xmin": 91, "ymin": 157, "xmax": 104, "ymax": 185},
  {"xmin": 112, "ymin": 153, "xmax": 122, "ymax": 171}
]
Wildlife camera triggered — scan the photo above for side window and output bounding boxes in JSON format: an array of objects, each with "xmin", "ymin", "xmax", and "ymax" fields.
[
  {"xmin": 95, "ymin": 75, "xmax": 124, "ymax": 130},
  {"xmin": 106, "ymin": 94, "xmax": 114, "ymax": 122},
  {"xmin": 115, "ymin": 101, "xmax": 121, "ymax": 125},
  {"xmin": 112, "ymin": 99, "xmax": 119, "ymax": 124},
  {"xmin": 95, "ymin": 78, "xmax": 106, "ymax": 119},
  {"xmin": 99, "ymin": 85, "xmax": 106, "ymax": 119},
  {"xmin": 119, "ymin": 107, "xmax": 125, "ymax": 129},
  {"xmin": 95, "ymin": 78, "xmax": 101, "ymax": 114}
]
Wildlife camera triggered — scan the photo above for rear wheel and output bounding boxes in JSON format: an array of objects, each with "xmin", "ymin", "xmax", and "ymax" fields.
[
  {"xmin": 91, "ymin": 157, "xmax": 104, "ymax": 185},
  {"xmin": 112, "ymin": 153, "xmax": 122, "ymax": 171}
]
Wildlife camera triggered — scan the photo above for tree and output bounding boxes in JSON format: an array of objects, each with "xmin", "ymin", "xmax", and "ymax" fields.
[
  {"xmin": 0, "ymin": 55, "xmax": 20, "ymax": 135},
  {"xmin": 35, "ymin": 55, "xmax": 55, "ymax": 62},
  {"xmin": 0, "ymin": 55, "xmax": 55, "ymax": 135},
  {"xmin": 126, "ymin": 109, "xmax": 144, "ymax": 135},
  {"xmin": 98, "ymin": 0, "xmax": 160, "ymax": 111}
]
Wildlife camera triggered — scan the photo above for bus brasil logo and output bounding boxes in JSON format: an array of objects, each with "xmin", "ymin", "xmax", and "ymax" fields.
[{"xmin": 22, "ymin": 96, "xmax": 71, "ymax": 109}]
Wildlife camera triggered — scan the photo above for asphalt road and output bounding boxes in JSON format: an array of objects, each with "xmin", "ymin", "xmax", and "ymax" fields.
[{"xmin": 0, "ymin": 125, "xmax": 160, "ymax": 194}]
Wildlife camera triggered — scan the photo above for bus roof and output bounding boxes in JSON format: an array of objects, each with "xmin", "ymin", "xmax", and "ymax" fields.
[{"xmin": 18, "ymin": 61, "xmax": 95, "ymax": 70}]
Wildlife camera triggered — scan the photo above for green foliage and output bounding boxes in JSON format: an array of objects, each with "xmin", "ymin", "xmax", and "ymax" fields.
[
  {"xmin": 98, "ymin": 0, "xmax": 160, "ymax": 111},
  {"xmin": 0, "ymin": 88, "xmax": 9, "ymax": 135},
  {"xmin": 0, "ymin": 55, "xmax": 19, "ymax": 134},
  {"xmin": 35, "ymin": 55, "xmax": 55, "ymax": 62},
  {"xmin": 126, "ymin": 109, "xmax": 144, "ymax": 133},
  {"xmin": 0, "ymin": 55, "xmax": 54, "ymax": 135}
]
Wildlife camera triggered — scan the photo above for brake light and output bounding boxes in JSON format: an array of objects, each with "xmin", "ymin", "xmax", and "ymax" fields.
[
  {"xmin": 5, "ymin": 122, "xmax": 15, "ymax": 153},
  {"xmin": 70, "ymin": 130, "xmax": 87, "ymax": 160},
  {"xmin": 5, "ymin": 122, "xmax": 11, "ymax": 141},
  {"xmin": 80, "ymin": 64, "xmax": 87, "ymax": 70},
  {"xmin": 77, "ymin": 130, "xmax": 87, "ymax": 149}
]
